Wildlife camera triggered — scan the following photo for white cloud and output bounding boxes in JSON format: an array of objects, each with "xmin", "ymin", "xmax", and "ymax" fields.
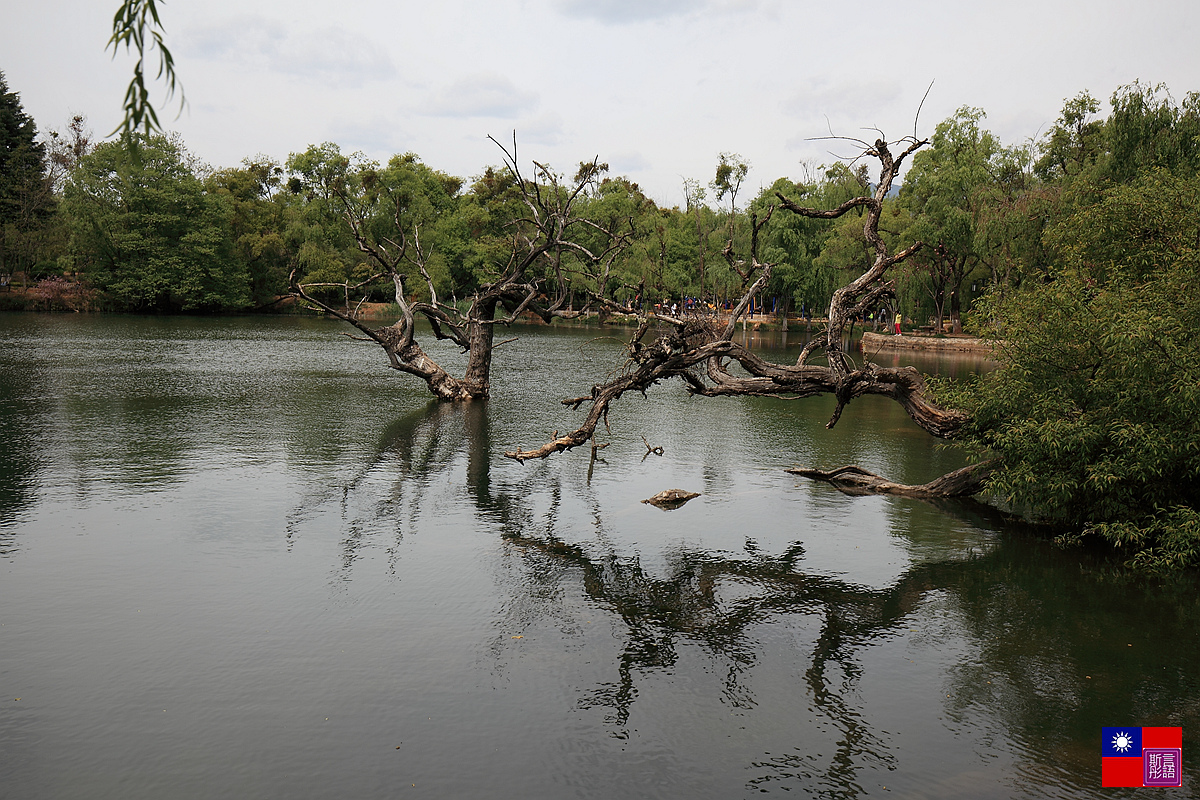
[
  {"xmin": 609, "ymin": 151, "xmax": 650, "ymax": 174},
  {"xmin": 504, "ymin": 112, "xmax": 564, "ymax": 147},
  {"xmin": 424, "ymin": 74, "xmax": 538, "ymax": 119},
  {"xmin": 184, "ymin": 16, "xmax": 284, "ymax": 61},
  {"xmin": 326, "ymin": 115, "xmax": 415, "ymax": 160},
  {"xmin": 782, "ymin": 78, "xmax": 904, "ymax": 124},
  {"xmin": 554, "ymin": 0, "xmax": 773, "ymax": 23},
  {"xmin": 285, "ymin": 28, "xmax": 395, "ymax": 85},
  {"xmin": 183, "ymin": 17, "xmax": 394, "ymax": 87},
  {"xmin": 555, "ymin": 0, "xmax": 696, "ymax": 23},
  {"xmin": 8, "ymin": 0, "xmax": 1200, "ymax": 203}
]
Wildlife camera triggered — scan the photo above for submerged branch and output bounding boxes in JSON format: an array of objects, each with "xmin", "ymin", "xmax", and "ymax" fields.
[{"xmin": 787, "ymin": 461, "xmax": 997, "ymax": 499}]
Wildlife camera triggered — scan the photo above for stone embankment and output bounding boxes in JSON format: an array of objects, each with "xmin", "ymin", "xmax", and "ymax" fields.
[{"xmin": 860, "ymin": 331, "xmax": 998, "ymax": 353}]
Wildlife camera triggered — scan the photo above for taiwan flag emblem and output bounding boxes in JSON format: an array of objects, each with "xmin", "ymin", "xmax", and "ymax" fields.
[{"xmin": 1101, "ymin": 727, "xmax": 1183, "ymax": 787}]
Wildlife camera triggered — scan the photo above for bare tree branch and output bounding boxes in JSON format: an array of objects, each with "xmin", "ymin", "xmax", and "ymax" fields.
[{"xmin": 505, "ymin": 132, "xmax": 972, "ymax": 483}]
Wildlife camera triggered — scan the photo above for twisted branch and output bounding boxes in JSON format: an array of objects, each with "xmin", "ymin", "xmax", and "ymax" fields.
[{"xmin": 506, "ymin": 132, "xmax": 972, "ymax": 485}]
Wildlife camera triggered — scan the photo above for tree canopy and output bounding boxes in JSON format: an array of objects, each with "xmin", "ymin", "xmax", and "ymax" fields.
[
  {"xmin": 941, "ymin": 149, "xmax": 1200, "ymax": 569},
  {"xmin": 63, "ymin": 133, "xmax": 247, "ymax": 312}
]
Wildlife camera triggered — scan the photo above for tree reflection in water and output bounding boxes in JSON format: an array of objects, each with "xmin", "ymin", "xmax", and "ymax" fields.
[{"xmin": 310, "ymin": 400, "xmax": 1200, "ymax": 798}]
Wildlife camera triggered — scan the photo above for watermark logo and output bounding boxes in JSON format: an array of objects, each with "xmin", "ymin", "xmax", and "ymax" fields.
[
  {"xmin": 1144, "ymin": 749, "xmax": 1182, "ymax": 787},
  {"xmin": 1101, "ymin": 727, "xmax": 1183, "ymax": 788}
]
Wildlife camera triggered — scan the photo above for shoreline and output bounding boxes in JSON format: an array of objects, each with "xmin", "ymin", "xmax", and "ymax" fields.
[
  {"xmin": 860, "ymin": 330, "xmax": 998, "ymax": 353},
  {"xmin": 0, "ymin": 296, "xmax": 1000, "ymax": 357}
]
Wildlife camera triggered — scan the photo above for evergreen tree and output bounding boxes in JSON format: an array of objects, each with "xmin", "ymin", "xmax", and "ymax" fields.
[{"xmin": 0, "ymin": 70, "xmax": 53, "ymax": 276}]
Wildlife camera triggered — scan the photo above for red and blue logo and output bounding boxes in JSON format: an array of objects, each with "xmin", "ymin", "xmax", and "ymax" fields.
[{"xmin": 1102, "ymin": 727, "xmax": 1183, "ymax": 787}]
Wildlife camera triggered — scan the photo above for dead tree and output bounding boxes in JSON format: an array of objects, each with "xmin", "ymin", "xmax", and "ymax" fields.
[
  {"xmin": 290, "ymin": 137, "xmax": 631, "ymax": 401},
  {"xmin": 505, "ymin": 135, "xmax": 984, "ymax": 499}
]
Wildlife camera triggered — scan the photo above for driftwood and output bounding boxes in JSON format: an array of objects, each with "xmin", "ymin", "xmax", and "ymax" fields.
[
  {"xmin": 787, "ymin": 461, "xmax": 996, "ymax": 498},
  {"xmin": 642, "ymin": 489, "xmax": 701, "ymax": 509}
]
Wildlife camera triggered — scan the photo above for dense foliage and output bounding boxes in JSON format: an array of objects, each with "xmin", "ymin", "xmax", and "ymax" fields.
[
  {"xmin": 63, "ymin": 134, "xmax": 248, "ymax": 312},
  {"xmin": 940, "ymin": 101, "xmax": 1200, "ymax": 569},
  {"xmin": 945, "ymin": 251, "xmax": 1200, "ymax": 569}
]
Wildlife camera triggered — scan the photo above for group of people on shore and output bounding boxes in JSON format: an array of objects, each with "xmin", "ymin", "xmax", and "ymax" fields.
[{"xmin": 642, "ymin": 295, "xmax": 907, "ymax": 334}]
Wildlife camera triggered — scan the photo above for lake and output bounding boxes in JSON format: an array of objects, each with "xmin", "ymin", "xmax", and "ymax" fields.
[{"xmin": 0, "ymin": 313, "xmax": 1195, "ymax": 798}]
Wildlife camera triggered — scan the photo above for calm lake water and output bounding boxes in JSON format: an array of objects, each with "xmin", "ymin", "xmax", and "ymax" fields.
[{"xmin": 1, "ymin": 313, "xmax": 1196, "ymax": 799}]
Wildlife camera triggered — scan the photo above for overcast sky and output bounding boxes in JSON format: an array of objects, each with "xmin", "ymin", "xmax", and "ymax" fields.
[{"xmin": 5, "ymin": 0, "xmax": 1198, "ymax": 205}]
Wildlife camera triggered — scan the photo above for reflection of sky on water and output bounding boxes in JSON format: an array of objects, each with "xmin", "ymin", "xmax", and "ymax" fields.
[{"xmin": 0, "ymin": 314, "xmax": 1196, "ymax": 800}]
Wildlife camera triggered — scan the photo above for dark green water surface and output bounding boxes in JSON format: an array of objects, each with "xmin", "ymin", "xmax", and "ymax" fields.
[{"xmin": 0, "ymin": 313, "xmax": 1196, "ymax": 798}]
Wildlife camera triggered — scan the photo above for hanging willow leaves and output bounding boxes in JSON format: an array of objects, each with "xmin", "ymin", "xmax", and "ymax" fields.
[{"xmin": 107, "ymin": 0, "xmax": 184, "ymax": 137}]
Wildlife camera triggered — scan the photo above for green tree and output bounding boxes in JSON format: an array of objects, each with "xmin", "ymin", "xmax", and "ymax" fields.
[
  {"xmin": 574, "ymin": 175, "xmax": 661, "ymax": 305},
  {"xmin": 281, "ymin": 143, "xmax": 368, "ymax": 307},
  {"xmin": 800, "ymin": 163, "xmax": 896, "ymax": 318},
  {"xmin": 1044, "ymin": 168, "xmax": 1199, "ymax": 284},
  {"xmin": 0, "ymin": 71, "xmax": 55, "ymax": 280},
  {"xmin": 680, "ymin": 177, "xmax": 713, "ymax": 297},
  {"xmin": 710, "ymin": 151, "xmax": 749, "ymax": 244},
  {"xmin": 206, "ymin": 158, "xmax": 293, "ymax": 306},
  {"xmin": 63, "ymin": 134, "xmax": 247, "ymax": 311},
  {"xmin": 941, "ymin": 169, "xmax": 1200, "ymax": 570},
  {"xmin": 449, "ymin": 164, "xmax": 527, "ymax": 298},
  {"xmin": 901, "ymin": 107, "xmax": 1002, "ymax": 332},
  {"xmin": 1033, "ymin": 91, "xmax": 1105, "ymax": 182},
  {"xmin": 289, "ymin": 140, "xmax": 631, "ymax": 402},
  {"xmin": 974, "ymin": 139, "xmax": 1055, "ymax": 299},
  {"xmin": 751, "ymin": 173, "xmax": 853, "ymax": 320},
  {"xmin": 287, "ymin": 144, "xmax": 468, "ymax": 309},
  {"xmin": 1103, "ymin": 81, "xmax": 1200, "ymax": 184}
]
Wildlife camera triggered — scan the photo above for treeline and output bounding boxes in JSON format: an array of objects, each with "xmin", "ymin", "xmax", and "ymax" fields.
[{"xmin": 4, "ymin": 72, "xmax": 1195, "ymax": 326}]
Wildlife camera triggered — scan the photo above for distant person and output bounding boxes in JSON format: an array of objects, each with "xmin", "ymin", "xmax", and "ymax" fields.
[{"xmin": 894, "ymin": 311, "xmax": 902, "ymax": 335}]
